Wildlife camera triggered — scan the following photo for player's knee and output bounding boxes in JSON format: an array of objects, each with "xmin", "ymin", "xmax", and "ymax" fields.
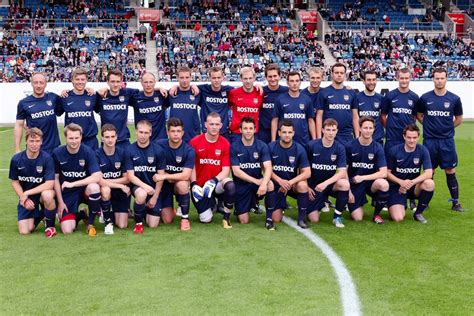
[
  {"xmin": 161, "ymin": 209, "xmax": 175, "ymax": 224},
  {"xmin": 351, "ymin": 211, "xmax": 363, "ymax": 221},
  {"xmin": 336, "ymin": 178, "xmax": 350, "ymax": 191},
  {"xmin": 100, "ymin": 186, "xmax": 111, "ymax": 199},
  {"xmin": 267, "ymin": 180, "xmax": 275, "ymax": 192},
  {"xmin": 295, "ymin": 180, "xmax": 308, "ymax": 193},
  {"xmin": 18, "ymin": 226, "xmax": 32, "ymax": 235},
  {"xmin": 199, "ymin": 208, "xmax": 213, "ymax": 223},
  {"xmin": 238, "ymin": 214, "xmax": 249, "ymax": 224},
  {"xmin": 374, "ymin": 179, "xmax": 389, "ymax": 191},
  {"xmin": 223, "ymin": 180, "xmax": 235, "ymax": 195},
  {"xmin": 134, "ymin": 189, "xmax": 147, "ymax": 204},
  {"xmin": 86, "ymin": 183, "xmax": 100, "ymax": 194},
  {"xmin": 41, "ymin": 190, "xmax": 55, "ymax": 202},
  {"xmin": 175, "ymin": 181, "xmax": 189, "ymax": 194},
  {"xmin": 272, "ymin": 210, "xmax": 283, "ymax": 223},
  {"xmin": 307, "ymin": 211, "xmax": 320, "ymax": 223},
  {"xmin": 422, "ymin": 179, "xmax": 435, "ymax": 191}
]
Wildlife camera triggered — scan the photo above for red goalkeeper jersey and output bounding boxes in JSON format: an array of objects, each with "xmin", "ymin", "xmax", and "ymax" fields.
[{"xmin": 228, "ymin": 87, "xmax": 263, "ymax": 134}]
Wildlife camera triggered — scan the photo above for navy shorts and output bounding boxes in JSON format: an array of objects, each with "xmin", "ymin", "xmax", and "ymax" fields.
[
  {"xmin": 256, "ymin": 128, "xmax": 272, "ymax": 144},
  {"xmin": 160, "ymin": 181, "xmax": 175, "ymax": 209},
  {"xmin": 62, "ymin": 187, "xmax": 88, "ymax": 215},
  {"xmin": 274, "ymin": 183, "xmax": 299, "ymax": 210},
  {"xmin": 83, "ymin": 136, "xmax": 99, "ymax": 151},
  {"xmin": 348, "ymin": 180, "xmax": 374, "ymax": 212},
  {"xmin": 111, "ymin": 188, "xmax": 130, "ymax": 213},
  {"xmin": 424, "ymin": 138, "xmax": 457, "ymax": 170},
  {"xmin": 234, "ymin": 182, "xmax": 260, "ymax": 215},
  {"xmin": 308, "ymin": 183, "xmax": 336, "ymax": 214},
  {"xmin": 17, "ymin": 194, "xmax": 44, "ymax": 221},
  {"xmin": 387, "ymin": 184, "xmax": 417, "ymax": 208},
  {"xmin": 132, "ymin": 186, "xmax": 163, "ymax": 216}
]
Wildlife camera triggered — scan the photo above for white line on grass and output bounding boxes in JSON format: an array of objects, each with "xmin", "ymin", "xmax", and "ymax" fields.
[
  {"xmin": 0, "ymin": 169, "xmax": 8, "ymax": 171},
  {"xmin": 282, "ymin": 216, "xmax": 362, "ymax": 316}
]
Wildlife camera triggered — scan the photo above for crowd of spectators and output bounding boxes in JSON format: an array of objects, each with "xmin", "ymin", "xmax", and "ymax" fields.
[{"xmin": 0, "ymin": 29, "xmax": 146, "ymax": 82}]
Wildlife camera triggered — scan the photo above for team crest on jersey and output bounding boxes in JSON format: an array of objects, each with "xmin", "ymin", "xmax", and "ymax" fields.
[
  {"xmin": 299, "ymin": 103, "xmax": 305, "ymax": 110},
  {"xmin": 148, "ymin": 156, "xmax": 154, "ymax": 164},
  {"xmin": 176, "ymin": 156, "xmax": 182, "ymax": 163},
  {"xmin": 154, "ymin": 97, "xmax": 160, "ymax": 103},
  {"xmin": 253, "ymin": 152, "xmax": 259, "ymax": 160},
  {"xmin": 46, "ymin": 100, "xmax": 52, "ymax": 106},
  {"xmin": 374, "ymin": 102, "xmax": 380, "ymax": 109},
  {"xmin": 190, "ymin": 95, "xmax": 195, "ymax": 101},
  {"xmin": 444, "ymin": 102, "xmax": 450, "ymax": 108},
  {"xmin": 115, "ymin": 162, "xmax": 121, "ymax": 169},
  {"xmin": 36, "ymin": 165, "xmax": 43, "ymax": 173},
  {"xmin": 85, "ymin": 100, "xmax": 91, "ymax": 107},
  {"xmin": 253, "ymin": 98, "xmax": 258, "ymax": 104},
  {"xmin": 344, "ymin": 95, "xmax": 349, "ymax": 101},
  {"xmin": 215, "ymin": 149, "xmax": 221, "ymax": 156},
  {"xmin": 119, "ymin": 96, "xmax": 125, "ymax": 102},
  {"xmin": 408, "ymin": 100, "xmax": 413, "ymax": 106},
  {"xmin": 221, "ymin": 91, "xmax": 227, "ymax": 97},
  {"xmin": 289, "ymin": 156, "xmax": 295, "ymax": 164},
  {"xmin": 368, "ymin": 153, "xmax": 374, "ymax": 160},
  {"xmin": 79, "ymin": 159, "xmax": 85, "ymax": 167},
  {"xmin": 331, "ymin": 154, "xmax": 337, "ymax": 161},
  {"xmin": 413, "ymin": 158, "xmax": 420, "ymax": 165}
]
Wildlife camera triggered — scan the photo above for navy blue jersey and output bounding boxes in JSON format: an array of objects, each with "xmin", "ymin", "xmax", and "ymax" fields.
[
  {"xmin": 231, "ymin": 138, "xmax": 271, "ymax": 184},
  {"xmin": 317, "ymin": 86, "xmax": 357, "ymax": 139},
  {"xmin": 416, "ymin": 90, "xmax": 463, "ymax": 139},
  {"xmin": 381, "ymin": 89, "xmax": 419, "ymax": 143},
  {"xmin": 274, "ymin": 92, "xmax": 314, "ymax": 145},
  {"xmin": 155, "ymin": 139, "xmax": 195, "ymax": 174},
  {"xmin": 9, "ymin": 150, "xmax": 55, "ymax": 191},
  {"xmin": 301, "ymin": 87, "xmax": 320, "ymax": 116},
  {"xmin": 16, "ymin": 92, "xmax": 62, "ymax": 151},
  {"xmin": 355, "ymin": 91, "xmax": 384, "ymax": 142},
  {"xmin": 198, "ymin": 84, "xmax": 233, "ymax": 133},
  {"xmin": 306, "ymin": 139, "xmax": 346, "ymax": 186},
  {"xmin": 260, "ymin": 85, "xmax": 289, "ymax": 131},
  {"xmin": 168, "ymin": 90, "xmax": 201, "ymax": 142},
  {"xmin": 96, "ymin": 146, "xmax": 131, "ymax": 180},
  {"xmin": 127, "ymin": 142, "xmax": 165, "ymax": 187},
  {"xmin": 57, "ymin": 91, "xmax": 99, "ymax": 139},
  {"xmin": 95, "ymin": 88, "xmax": 137, "ymax": 143},
  {"xmin": 387, "ymin": 144, "xmax": 432, "ymax": 181},
  {"xmin": 130, "ymin": 91, "xmax": 169, "ymax": 141},
  {"xmin": 53, "ymin": 144, "xmax": 101, "ymax": 186},
  {"xmin": 346, "ymin": 139, "xmax": 386, "ymax": 178},
  {"xmin": 268, "ymin": 141, "xmax": 309, "ymax": 180}
]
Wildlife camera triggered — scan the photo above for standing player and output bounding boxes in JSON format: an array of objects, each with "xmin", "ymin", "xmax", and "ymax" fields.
[
  {"xmin": 268, "ymin": 120, "xmax": 311, "ymax": 229},
  {"xmin": 96, "ymin": 124, "xmax": 131, "ymax": 232},
  {"xmin": 306, "ymin": 119, "xmax": 349, "ymax": 228},
  {"xmin": 346, "ymin": 117, "xmax": 389, "ymax": 224},
  {"xmin": 228, "ymin": 67, "xmax": 264, "ymax": 143},
  {"xmin": 316, "ymin": 63, "xmax": 359, "ymax": 145},
  {"xmin": 127, "ymin": 120, "xmax": 167, "ymax": 233},
  {"xmin": 53, "ymin": 124, "xmax": 102, "ymax": 235},
  {"xmin": 168, "ymin": 66, "xmax": 201, "ymax": 142},
  {"xmin": 271, "ymin": 71, "xmax": 316, "ymax": 145},
  {"xmin": 154, "ymin": 118, "xmax": 195, "ymax": 231},
  {"xmin": 14, "ymin": 73, "xmax": 62, "ymax": 154},
  {"xmin": 57, "ymin": 68, "xmax": 99, "ymax": 150},
  {"xmin": 354, "ymin": 71, "xmax": 385, "ymax": 144},
  {"xmin": 231, "ymin": 117, "xmax": 274, "ymax": 226},
  {"xmin": 416, "ymin": 68, "xmax": 464, "ymax": 212},
  {"xmin": 9, "ymin": 128, "xmax": 57, "ymax": 237},
  {"xmin": 386, "ymin": 125, "xmax": 434, "ymax": 223},
  {"xmin": 301, "ymin": 67, "xmax": 324, "ymax": 113},
  {"xmin": 258, "ymin": 64, "xmax": 288, "ymax": 143},
  {"xmin": 189, "ymin": 112, "xmax": 235, "ymax": 229}
]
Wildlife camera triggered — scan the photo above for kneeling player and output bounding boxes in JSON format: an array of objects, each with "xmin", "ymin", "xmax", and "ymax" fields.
[
  {"xmin": 387, "ymin": 124, "xmax": 434, "ymax": 223},
  {"xmin": 96, "ymin": 124, "xmax": 131, "ymax": 233},
  {"xmin": 9, "ymin": 128, "xmax": 57, "ymax": 237},
  {"xmin": 127, "ymin": 120, "xmax": 167, "ymax": 233},
  {"xmin": 346, "ymin": 117, "xmax": 389, "ymax": 224},
  {"xmin": 53, "ymin": 123, "xmax": 102, "ymax": 235},
  {"xmin": 268, "ymin": 120, "xmax": 311, "ymax": 229},
  {"xmin": 306, "ymin": 119, "xmax": 349, "ymax": 228},
  {"xmin": 231, "ymin": 117, "xmax": 274, "ymax": 227},
  {"xmin": 190, "ymin": 112, "xmax": 235, "ymax": 229},
  {"xmin": 154, "ymin": 118, "xmax": 195, "ymax": 231}
]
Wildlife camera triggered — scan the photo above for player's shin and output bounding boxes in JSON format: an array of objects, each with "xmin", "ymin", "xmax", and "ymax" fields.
[
  {"xmin": 265, "ymin": 190, "xmax": 277, "ymax": 222},
  {"xmin": 297, "ymin": 192, "xmax": 309, "ymax": 222},
  {"xmin": 88, "ymin": 193, "xmax": 101, "ymax": 225},
  {"xmin": 446, "ymin": 173, "xmax": 459, "ymax": 203},
  {"xmin": 176, "ymin": 193, "xmax": 190, "ymax": 219},
  {"xmin": 416, "ymin": 190, "xmax": 433, "ymax": 215},
  {"xmin": 100, "ymin": 199, "xmax": 113, "ymax": 224},
  {"xmin": 44, "ymin": 209, "xmax": 56, "ymax": 228},
  {"xmin": 374, "ymin": 190, "xmax": 389, "ymax": 216},
  {"xmin": 222, "ymin": 181, "xmax": 235, "ymax": 221},
  {"xmin": 334, "ymin": 190, "xmax": 349, "ymax": 219},
  {"xmin": 133, "ymin": 202, "xmax": 146, "ymax": 224}
]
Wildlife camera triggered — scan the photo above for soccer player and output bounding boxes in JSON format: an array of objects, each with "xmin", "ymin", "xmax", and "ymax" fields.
[
  {"xmin": 381, "ymin": 68, "xmax": 419, "ymax": 150},
  {"xmin": 271, "ymin": 71, "xmax": 316, "ymax": 145},
  {"xmin": 96, "ymin": 124, "xmax": 131, "ymax": 232},
  {"xmin": 346, "ymin": 117, "xmax": 389, "ymax": 224},
  {"xmin": 9, "ymin": 128, "xmax": 57, "ymax": 237},
  {"xmin": 306, "ymin": 119, "xmax": 349, "ymax": 228},
  {"xmin": 386, "ymin": 124, "xmax": 434, "ymax": 223},
  {"xmin": 416, "ymin": 67, "xmax": 464, "ymax": 211},
  {"xmin": 154, "ymin": 118, "xmax": 195, "ymax": 231},
  {"xmin": 258, "ymin": 64, "xmax": 288, "ymax": 143},
  {"xmin": 14, "ymin": 73, "xmax": 62, "ymax": 154},
  {"xmin": 57, "ymin": 68, "xmax": 99, "ymax": 150},
  {"xmin": 316, "ymin": 63, "xmax": 359, "ymax": 145},
  {"xmin": 354, "ymin": 71, "xmax": 385, "ymax": 144},
  {"xmin": 301, "ymin": 67, "xmax": 324, "ymax": 113},
  {"xmin": 53, "ymin": 123, "xmax": 102, "ymax": 235},
  {"xmin": 189, "ymin": 112, "xmax": 235, "ymax": 229},
  {"xmin": 228, "ymin": 67, "xmax": 264, "ymax": 143},
  {"xmin": 127, "ymin": 120, "xmax": 166, "ymax": 233},
  {"xmin": 268, "ymin": 120, "xmax": 311, "ymax": 229},
  {"xmin": 231, "ymin": 117, "xmax": 274, "ymax": 226},
  {"xmin": 131, "ymin": 72, "xmax": 169, "ymax": 142},
  {"xmin": 168, "ymin": 66, "xmax": 201, "ymax": 142}
]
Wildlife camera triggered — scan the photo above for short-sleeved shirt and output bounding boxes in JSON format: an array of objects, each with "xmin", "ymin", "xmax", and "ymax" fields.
[
  {"xmin": 9, "ymin": 150, "xmax": 55, "ymax": 191},
  {"xmin": 168, "ymin": 89, "xmax": 201, "ymax": 142},
  {"xmin": 96, "ymin": 146, "xmax": 131, "ymax": 180},
  {"xmin": 198, "ymin": 84, "xmax": 233, "ymax": 134},
  {"xmin": 355, "ymin": 91, "xmax": 385, "ymax": 143},
  {"xmin": 301, "ymin": 87, "xmax": 321, "ymax": 116},
  {"xmin": 57, "ymin": 91, "xmax": 99, "ymax": 139},
  {"xmin": 130, "ymin": 91, "xmax": 169, "ymax": 141},
  {"xmin": 228, "ymin": 87, "xmax": 264, "ymax": 134},
  {"xmin": 345, "ymin": 139, "xmax": 386, "ymax": 178},
  {"xmin": 230, "ymin": 138, "xmax": 271, "ymax": 185},
  {"xmin": 268, "ymin": 141, "xmax": 309, "ymax": 181},
  {"xmin": 306, "ymin": 139, "xmax": 346, "ymax": 186},
  {"xmin": 127, "ymin": 142, "xmax": 166, "ymax": 187},
  {"xmin": 155, "ymin": 139, "xmax": 195, "ymax": 174},
  {"xmin": 260, "ymin": 85, "xmax": 289, "ymax": 131},
  {"xmin": 387, "ymin": 143, "xmax": 432, "ymax": 181},
  {"xmin": 53, "ymin": 145, "xmax": 101, "ymax": 186}
]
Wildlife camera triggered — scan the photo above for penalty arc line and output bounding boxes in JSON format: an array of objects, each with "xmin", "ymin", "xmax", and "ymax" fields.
[{"xmin": 282, "ymin": 216, "xmax": 362, "ymax": 316}]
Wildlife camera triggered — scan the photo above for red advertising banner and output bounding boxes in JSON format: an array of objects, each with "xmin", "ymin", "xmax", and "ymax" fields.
[
  {"xmin": 298, "ymin": 10, "xmax": 318, "ymax": 23},
  {"xmin": 138, "ymin": 9, "xmax": 161, "ymax": 22}
]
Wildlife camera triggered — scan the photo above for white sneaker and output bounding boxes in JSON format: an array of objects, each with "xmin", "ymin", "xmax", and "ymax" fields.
[
  {"xmin": 104, "ymin": 223, "xmax": 114, "ymax": 235},
  {"xmin": 333, "ymin": 217, "xmax": 345, "ymax": 228},
  {"xmin": 98, "ymin": 212, "xmax": 105, "ymax": 224},
  {"xmin": 321, "ymin": 202, "xmax": 330, "ymax": 213}
]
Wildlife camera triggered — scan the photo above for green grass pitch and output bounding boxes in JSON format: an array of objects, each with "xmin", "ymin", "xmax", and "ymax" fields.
[{"xmin": 0, "ymin": 123, "xmax": 473, "ymax": 314}]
